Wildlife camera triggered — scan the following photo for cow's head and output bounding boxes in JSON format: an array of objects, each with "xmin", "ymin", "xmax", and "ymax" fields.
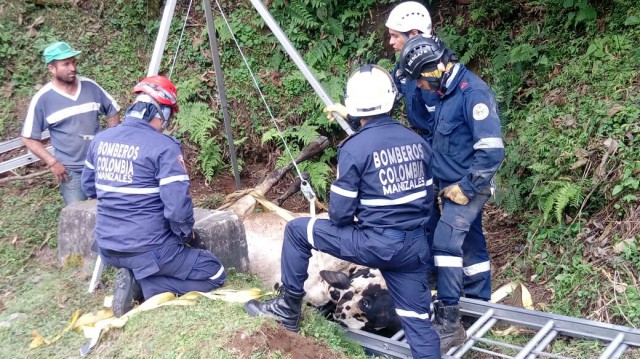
[{"xmin": 319, "ymin": 266, "xmax": 401, "ymax": 333}]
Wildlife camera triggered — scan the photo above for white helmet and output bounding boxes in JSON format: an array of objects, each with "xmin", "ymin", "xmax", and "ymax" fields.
[
  {"xmin": 385, "ymin": 1, "xmax": 432, "ymax": 36},
  {"xmin": 345, "ymin": 65, "xmax": 397, "ymax": 117}
]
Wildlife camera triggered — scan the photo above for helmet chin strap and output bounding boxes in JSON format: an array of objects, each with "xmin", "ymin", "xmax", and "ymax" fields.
[
  {"xmin": 134, "ymin": 94, "xmax": 171, "ymax": 126},
  {"xmin": 437, "ymin": 62, "xmax": 454, "ymax": 95}
]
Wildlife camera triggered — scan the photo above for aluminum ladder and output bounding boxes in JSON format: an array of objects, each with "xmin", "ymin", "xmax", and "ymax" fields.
[
  {"xmin": 0, "ymin": 131, "xmax": 52, "ymax": 174},
  {"xmin": 345, "ymin": 297, "xmax": 640, "ymax": 358}
]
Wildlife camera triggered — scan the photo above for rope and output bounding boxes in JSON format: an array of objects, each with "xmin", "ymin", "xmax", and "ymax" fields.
[
  {"xmin": 168, "ymin": 0, "xmax": 194, "ymax": 79},
  {"xmin": 213, "ymin": 1, "xmax": 303, "ymax": 181},
  {"xmin": 213, "ymin": 0, "xmax": 318, "ymax": 215}
]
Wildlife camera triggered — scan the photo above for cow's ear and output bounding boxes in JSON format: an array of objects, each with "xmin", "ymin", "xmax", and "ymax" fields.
[{"xmin": 320, "ymin": 270, "xmax": 351, "ymax": 290}]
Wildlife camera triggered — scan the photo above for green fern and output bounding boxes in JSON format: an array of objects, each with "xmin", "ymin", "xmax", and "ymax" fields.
[
  {"xmin": 305, "ymin": 39, "xmax": 332, "ymax": 67},
  {"xmin": 172, "ymin": 96, "xmax": 223, "ymax": 180},
  {"xmin": 291, "ymin": 123, "xmax": 320, "ymax": 146},
  {"xmin": 288, "ymin": 3, "xmax": 319, "ymax": 29},
  {"xmin": 198, "ymin": 137, "xmax": 224, "ymax": 180},
  {"xmin": 174, "ymin": 102, "xmax": 219, "ymax": 144},
  {"xmin": 541, "ymin": 181, "xmax": 584, "ymax": 223}
]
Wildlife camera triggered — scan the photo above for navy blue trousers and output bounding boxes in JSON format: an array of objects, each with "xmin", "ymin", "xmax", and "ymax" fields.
[
  {"xmin": 281, "ymin": 217, "xmax": 441, "ymax": 359},
  {"xmin": 432, "ymin": 193, "xmax": 491, "ymax": 305},
  {"xmin": 101, "ymin": 242, "xmax": 226, "ymax": 299}
]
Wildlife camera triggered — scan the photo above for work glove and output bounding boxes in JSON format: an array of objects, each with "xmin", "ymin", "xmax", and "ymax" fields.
[
  {"xmin": 323, "ymin": 103, "xmax": 348, "ymax": 122},
  {"xmin": 441, "ymin": 183, "xmax": 469, "ymax": 205}
]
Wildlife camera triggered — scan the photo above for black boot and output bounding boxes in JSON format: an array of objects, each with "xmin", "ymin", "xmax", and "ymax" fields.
[
  {"xmin": 113, "ymin": 268, "xmax": 143, "ymax": 318},
  {"xmin": 244, "ymin": 286, "xmax": 304, "ymax": 332},
  {"xmin": 432, "ymin": 301, "xmax": 466, "ymax": 353}
]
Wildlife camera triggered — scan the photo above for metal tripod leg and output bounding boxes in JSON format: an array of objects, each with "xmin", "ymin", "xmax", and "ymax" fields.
[{"xmin": 88, "ymin": 255, "xmax": 104, "ymax": 293}]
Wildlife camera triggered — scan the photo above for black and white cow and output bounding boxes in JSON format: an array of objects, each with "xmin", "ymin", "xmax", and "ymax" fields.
[
  {"xmin": 320, "ymin": 265, "xmax": 401, "ymax": 334},
  {"xmin": 243, "ymin": 212, "xmax": 399, "ymax": 332}
]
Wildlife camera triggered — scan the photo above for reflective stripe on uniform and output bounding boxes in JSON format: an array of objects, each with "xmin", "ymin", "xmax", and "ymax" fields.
[
  {"xmin": 360, "ymin": 190, "xmax": 426, "ymax": 207},
  {"xmin": 330, "ymin": 184, "xmax": 358, "ymax": 198},
  {"xmin": 473, "ymin": 137, "xmax": 504, "ymax": 150},
  {"xmin": 95, "ymin": 183, "xmax": 160, "ymax": 194},
  {"xmin": 159, "ymin": 175, "xmax": 189, "ymax": 185},
  {"xmin": 396, "ymin": 308, "xmax": 430, "ymax": 319},
  {"xmin": 84, "ymin": 160, "xmax": 95, "ymax": 170},
  {"xmin": 306, "ymin": 217, "xmax": 317, "ymax": 249},
  {"xmin": 434, "ymin": 255, "xmax": 463, "ymax": 268},
  {"xmin": 209, "ymin": 265, "xmax": 225, "ymax": 281},
  {"xmin": 463, "ymin": 261, "xmax": 491, "ymax": 276}
]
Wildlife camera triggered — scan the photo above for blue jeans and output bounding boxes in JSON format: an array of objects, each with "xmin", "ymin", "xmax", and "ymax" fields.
[
  {"xmin": 433, "ymin": 192, "xmax": 491, "ymax": 305},
  {"xmin": 60, "ymin": 169, "xmax": 87, "ymax": 206}
]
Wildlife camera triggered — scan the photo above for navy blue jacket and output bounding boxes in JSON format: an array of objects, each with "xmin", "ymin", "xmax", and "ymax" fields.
[
  {"xmin": 392, "ymin": 62, "xmax": 440, "ymax": 143},
  {"xmin": 81, "ymin": 117, "xmax": 194, "ymax": 252},
  {"xmin": 329, "ymin": 115, "xmax": 433, "ymax": 231},
  {"xmin": 432, "ymin": 64, "xmax": 505, "ymax": 198}
]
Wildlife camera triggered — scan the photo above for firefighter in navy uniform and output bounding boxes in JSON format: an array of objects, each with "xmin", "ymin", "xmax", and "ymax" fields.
[
  {"xmin": 385, "ymin": 1, "xmax": 440, "ymax": 144},
  {"xmin": 400, "ymin": 35, "xmax": 506, "ymax": 351},
  {"xmin": 81, "ymin": 76, "xmax": 226, "ymax": 317},
  {"xmin": 245, "ymin": 65, "xmax": 441, "ymax": 359}
]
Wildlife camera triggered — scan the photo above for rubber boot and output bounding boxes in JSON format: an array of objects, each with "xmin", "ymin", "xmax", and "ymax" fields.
[
  {"xmin": 244, "ymin": 286, "xmax": 304, "ymax": 332},
  {"xmin": 432, "ymin": 301, "xmax": 466, "ymax": 353},
  {"xmin": 113, "ymin": 268, "xmax": 143, "ymax": 318}
]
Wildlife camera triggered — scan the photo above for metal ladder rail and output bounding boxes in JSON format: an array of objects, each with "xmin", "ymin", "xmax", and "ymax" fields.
[
  {"xmin": 393, "ymin": 310, "xmax": 571, "ymax": 358},
  {"xmin": 0, "ymin": 146, "xmax": 54, "ymax": 174},
  {"xmin": 343, "ymin": 328, "xmax": 413, "ymax": 358},
  {"xmin": 451, "ymin": 311, "xmax": 565, "ymax": 359},
  {"xmin": 458, "ymin": 298, "xmax": 640, "ymax": 358},
  {"xmin": 0, "ymin": 130, "xmax": 50, "ymax": 154}
]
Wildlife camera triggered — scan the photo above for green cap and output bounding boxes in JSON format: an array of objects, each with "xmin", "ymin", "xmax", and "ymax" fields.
[{"xmin": 43, "ymin": 41, "xmax": 81, "ymax": 64}]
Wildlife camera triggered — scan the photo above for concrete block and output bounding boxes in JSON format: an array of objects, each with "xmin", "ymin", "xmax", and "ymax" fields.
[
  {"xmin": 193, "ymin": 208, "xmax": 249, "ymax": 273},
  {"xmin": 57, "ymin": 200, "xmax": 98, "ymax": 270},
  {"xmin": 57, "ymin": 202, "xmax": 249, "ymax": 273}
]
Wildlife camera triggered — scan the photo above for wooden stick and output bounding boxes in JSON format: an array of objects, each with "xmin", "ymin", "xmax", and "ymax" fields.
[{"xmin": 0, "ymin": 170, "xmax": 49, "ymax": 184}]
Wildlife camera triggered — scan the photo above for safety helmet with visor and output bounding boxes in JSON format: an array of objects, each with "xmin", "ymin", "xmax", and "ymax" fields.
[
  {"xmin": 385, "ymin": 1, "xmax": 432, "ymax": 36},
  {"xmin": 344, "ymin": 64, "xmax": 397, "ymax": 121},
  {"xmin": 132, "ymin": 75, "xmax": 179, "ymax": 126},
  {"xmin": 400, "ymin": 35, "xmax": 448, "ymax": 93}
]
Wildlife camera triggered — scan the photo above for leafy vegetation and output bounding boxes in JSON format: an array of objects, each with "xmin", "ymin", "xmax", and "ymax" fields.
[
  {"xmin": 1, "ymin": 0, "xmax": 640, "ymax": 354},
  {"xmin": 437, "ymin": 0, "xmax": 639, "ymax": 326}
]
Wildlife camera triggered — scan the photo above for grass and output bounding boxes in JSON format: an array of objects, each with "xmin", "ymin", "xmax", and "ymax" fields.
[{"xmin": 0, "ymin": 180, "xmax": 366, "ymax": 358}]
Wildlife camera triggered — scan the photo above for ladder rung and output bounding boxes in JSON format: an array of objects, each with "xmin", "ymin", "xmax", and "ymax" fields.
[
  {"xmin": 469, "ymin": 345, "xmax": 515, "ymax": 358},
  {"xmin": 527, "ymin": 329, "xmax": 558, "ymax": 359},
  {"xmin": 460, "ymin": 298, "xmax": 640, "ymax": 346},
  {"xmin": 515, "ymin": 320, "xmax": 555, "ymax": 359},
  {"xmin": 453, "ymin": 317, "xmax": 498, "ymax": 358},
  {"xmin": 390, "ymin": 329, "xmax": 404, "ymax": 341},
  {"xmin": 465, "ymin": 309, "xmax": 496, "ymax": 338},
  {"xmin": 446, "ymin": 309, "xmax": 495, "ymax": 356},
  {"xmin": 473, "ymin": 334, "xmax": 573, "ymax": 359},
  {"xmin": 611, "ymin": 343, "xmax": 628, "ymax": 359},
  {"xmin": 599, "ymin": 333, "xmax": 625, "ymax": 359}
]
